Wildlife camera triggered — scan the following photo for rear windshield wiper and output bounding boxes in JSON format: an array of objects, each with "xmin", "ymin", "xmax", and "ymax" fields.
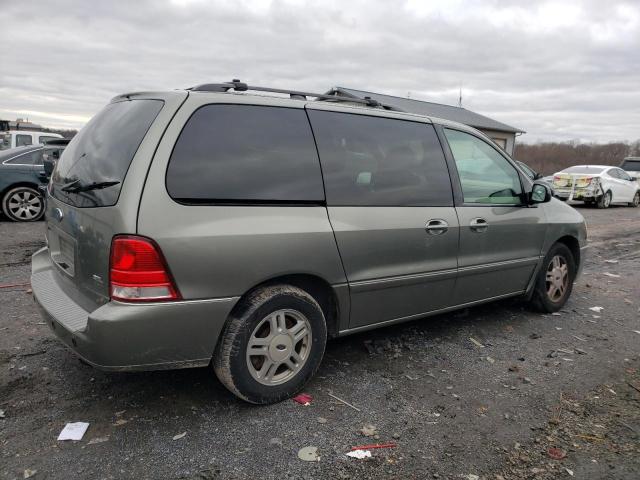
[{"xmin": 61, "ymin": 180, "xmax": 121, "ymax": 193}]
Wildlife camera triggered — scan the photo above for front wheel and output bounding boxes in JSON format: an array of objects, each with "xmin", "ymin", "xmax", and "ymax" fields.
[
  {"xmin": 629, "ymin": 191, "xmax": 640, "ymax": 207},
  {"xmin": 2, "ymin": 186, "xmax": 45, "ymax": 222},
  {"xmin": 214, "ymin": 285, "xmax": 327, "ymax": 404},
  {"xmin": 531, "ymin": 243, "xmax": 576, "ymax": 313}
]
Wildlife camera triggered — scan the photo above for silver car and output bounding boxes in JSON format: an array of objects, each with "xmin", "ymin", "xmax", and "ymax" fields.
[{"xmin": 32, "ymin": 81, "xmax": 587, "ymax": 404}]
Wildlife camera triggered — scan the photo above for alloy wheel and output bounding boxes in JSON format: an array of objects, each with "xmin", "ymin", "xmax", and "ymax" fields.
[
  {"xmin": 7, "ymin": 189, "xmax": 43, "ymax": 221},
  {"xmin": 545, "ymin": 255, "xmax": 569, "ymax": 302},
  {"xmin": 246, "ymin": 309, "xmax": 312, "ymax": 386}
]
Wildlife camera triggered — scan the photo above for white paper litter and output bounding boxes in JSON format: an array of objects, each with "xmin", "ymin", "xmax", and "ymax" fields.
[
  {"xmin": 603, "ymin": 272, "xmax": 620, "ymax": 278},
  {"xmin": 589, "ymin": 306, "xmax": 604, "ymax": 313},
  {"xmin": 346, "ymin": 449, "xmax": 372, "ymax": 459},
  {"xmin": 172, "ymin": 432, "xmax": 187, "ymax": 441},
  {"xmin": 58, "ymin": 422, "xmax": 90, "ymax": 441}
]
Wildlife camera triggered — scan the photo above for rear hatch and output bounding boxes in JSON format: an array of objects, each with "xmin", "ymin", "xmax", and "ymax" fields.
[{"xmin": 45, "ymin": 92, "xmax": 187, "ymax": 312}]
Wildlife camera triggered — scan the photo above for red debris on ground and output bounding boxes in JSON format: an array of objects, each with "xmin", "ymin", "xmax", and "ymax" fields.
[
  {"xmin": 547, "ymin": 447, "xmax": 567, "ymax": 460},
  {"xmin": 350, "ymin": 443, "xmax": 397, "ymax": 451},
  {"xmin": 292, "ymin": 393, "xmax": 313, "ymax": 406}
]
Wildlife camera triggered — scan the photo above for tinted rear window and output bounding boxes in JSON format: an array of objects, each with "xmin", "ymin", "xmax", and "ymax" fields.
[
  {"xmin": 563, "ymin": 166, "xmax": 605, "ymax": 174},
  {"xmin": 51, "ymin": 99, "xmax": 163, "ymax": 207},
  {"xmin": 166, "ymin": 105, "xmax": 324, "ymax": 203},
  {"xmin": 307, "ymin": 110, "xmax": 452, "ymax": 206},
  {"xmin": 621, "ymin": 159, "xmax": 640, "ymax": 171}
]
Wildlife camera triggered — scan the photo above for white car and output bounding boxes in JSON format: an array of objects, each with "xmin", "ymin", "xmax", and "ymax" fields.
[
  {"xmin": 552, "ymin": 165, "xmax": 640, "ymax": 208},
  {"xmin": 0, "ymin": 130, "xmax": 63, "ymax": 150}
]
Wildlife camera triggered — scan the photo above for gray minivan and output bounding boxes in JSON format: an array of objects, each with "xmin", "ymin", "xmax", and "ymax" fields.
[{"xmin": 32, "ymin": 81, "xmax": 587, "ymax": 404}]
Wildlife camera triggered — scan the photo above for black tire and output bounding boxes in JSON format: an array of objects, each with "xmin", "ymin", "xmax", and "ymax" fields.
[
  {"xmin": 629, "ymin": 191, "xmax": 640, "ymax": 207},
  {"xmin": 213, "ymin": 285, "xmax": 327, "ymax": 404},
  {"xmin": 1, "ymin": 186, "xmax": 45, "ymax": 222},
  {"xmin": 531, "ymin": 243, "xmax": 576, "ymax": 313},
  {"xmin": 596, "ymin": 190, "xmax": 612, "ymax": 209}
]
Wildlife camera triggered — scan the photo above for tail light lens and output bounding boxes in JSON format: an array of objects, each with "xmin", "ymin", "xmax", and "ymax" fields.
[
  {"xmin": 109, "ymin": 235, "xmax": 180, "ymax": 302},
  {"xmin": 553, "ymin": 175, "xmax": 569, "ymax": 187},
  {"xmin": 576, "ymin": 176, "xmax": 593, "ymax": 187}
]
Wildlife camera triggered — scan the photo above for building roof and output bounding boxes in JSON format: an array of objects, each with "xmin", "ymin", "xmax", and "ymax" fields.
[{"xmin": 328, "ymin": 87, "xmax": 524, "ymax": 134}]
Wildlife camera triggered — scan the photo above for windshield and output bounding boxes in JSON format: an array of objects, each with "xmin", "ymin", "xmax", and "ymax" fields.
[
  {"xmin": 50, "ymin": 99, "xmax": 163, "ymax": 207},
  {"xmin": 621, "ymin": 159, "xmax": 640, "ymax": 172},
  {"xmin": 563, "ymin": 166, "xmax": 605, "ymax": 174}
]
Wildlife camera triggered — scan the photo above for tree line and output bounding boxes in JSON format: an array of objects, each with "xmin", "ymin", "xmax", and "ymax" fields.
[{"xmin": 513, "ymin": 140, "xmax": 640, "ymax": 175}]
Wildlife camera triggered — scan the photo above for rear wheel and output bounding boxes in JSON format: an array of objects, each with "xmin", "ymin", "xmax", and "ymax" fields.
[
  {"xmin": 531, "ymin": 243, "xmax": 576, "ymax": 313},
  {"xmin": 214, "ymin": 285, "xmax": 327, "ymax": 404},
  {"xmin": 596, "ymin": 190, "xmax": 612, "ymax": 209},
  {"xmin": 2, "ymin": 186, "xmax": 44, "ymax": 222},
  {"xmin": 629, "ymin": 191, "xmax": 640, "ymax": 207}
]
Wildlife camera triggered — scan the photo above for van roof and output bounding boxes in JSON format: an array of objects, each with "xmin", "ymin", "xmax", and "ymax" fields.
[{"xmin": 114, "ymin": 80, "xmax": 485, "ymax": 139}]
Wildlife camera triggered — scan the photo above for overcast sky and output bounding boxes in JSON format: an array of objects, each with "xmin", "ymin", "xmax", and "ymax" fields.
[{"xmin": 1, "ymin": 0, "xmax": 638, "ymax": 143}]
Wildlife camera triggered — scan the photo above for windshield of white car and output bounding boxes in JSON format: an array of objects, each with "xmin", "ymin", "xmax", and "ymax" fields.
[{"xmin": 563, "ymin": 166, "xmax": 605, "ymax": 174}]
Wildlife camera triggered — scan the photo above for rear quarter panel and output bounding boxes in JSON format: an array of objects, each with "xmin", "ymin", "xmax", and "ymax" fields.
[{"xmin": 137, "ymin": 93, "xmax": 348, "ymax": 301}]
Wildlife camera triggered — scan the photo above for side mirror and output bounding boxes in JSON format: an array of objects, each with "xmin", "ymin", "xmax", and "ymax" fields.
[
  {"xmin": 43, "ymin": 158, "xmax": 55, "ymax": 177},
  {"xmin": 533, "ymin": 172, "xmax": 543, "ymax": 180},
  {"xmin": 529, "ymin": 182, "xmax": 552, "ymax": 204},
  {"xmin": 631, "ymin": 176, "xmax": 638, "ymax": 181}
]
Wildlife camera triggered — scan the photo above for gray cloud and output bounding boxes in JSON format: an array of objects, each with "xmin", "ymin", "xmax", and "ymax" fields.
[{"xmin": 1, "ymin": 0, "xmax": 638, "ymax": 142}]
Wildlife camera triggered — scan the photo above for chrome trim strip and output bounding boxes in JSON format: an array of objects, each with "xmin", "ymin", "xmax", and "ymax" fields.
[{"xmin": 349, "ymin": 256, "xmax": 541, "ymax": 291}]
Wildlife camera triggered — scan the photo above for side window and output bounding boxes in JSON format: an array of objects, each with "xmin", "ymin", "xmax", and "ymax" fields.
[
  {"xmin": 307, "ymin": 110, "xmax": 453, "ymax": 206},
  {"xmin": 444, "ymin": 129, "xmax": 523, "ymax": 204},
  {"xmin": 16, "ymin": 135, "xmax": 32, "ymax": 147},
  {"xmin": 167, "ymin": 105, "xmax": 324, "ymax": 203},
  {"xmin": 616, "ymin": 169, "xmax": 631, "ymax": 181},
  {"xmin": 5, "ymin": 150, "xmax": 42, "ymax": 165}
]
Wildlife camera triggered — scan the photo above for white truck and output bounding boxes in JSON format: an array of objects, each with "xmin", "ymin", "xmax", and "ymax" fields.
[{"xmin": 0, "ymin": 130, "xmax": 63, "ymax": 150}]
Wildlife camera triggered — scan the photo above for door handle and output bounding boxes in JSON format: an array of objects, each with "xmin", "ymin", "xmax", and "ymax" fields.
[
  {"xmin": 425, "ymin": 219, "xmax": 448, "ymax": 235},
  {"xmin": 470, "ymin": 217, "xmax": 489, "ymax": 233}
]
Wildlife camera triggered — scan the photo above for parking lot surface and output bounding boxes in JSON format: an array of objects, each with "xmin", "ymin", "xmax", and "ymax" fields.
[{"xmin": 1, "ymin": 205, "xmax": 639, "ymax": 480}]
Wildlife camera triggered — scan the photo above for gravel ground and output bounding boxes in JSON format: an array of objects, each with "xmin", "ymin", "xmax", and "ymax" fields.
[{"xmin": 1, "ymin": 204, "xmax": 639, "ymax": 480}]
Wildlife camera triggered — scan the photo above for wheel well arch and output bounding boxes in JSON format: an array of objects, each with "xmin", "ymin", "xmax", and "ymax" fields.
[
  {"xmin": 1, "ymin": 182, "xmax": 42, "ymax": 200},
  {"xmin": 555, "ymin": 235, "xmax": 580, "ymax": 268},
  {"xmin": 232, "ymin": 274, "xmax": 341, "ymax": 338}
]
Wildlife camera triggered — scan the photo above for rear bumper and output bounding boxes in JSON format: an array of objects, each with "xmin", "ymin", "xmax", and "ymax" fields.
[
  {"xmin": 31, "ymin": 247, "xmax": 239, "ymax": 371},
  {"xmin": 553, "ymin": 188, "xmax": 600, "ymax": 201}
]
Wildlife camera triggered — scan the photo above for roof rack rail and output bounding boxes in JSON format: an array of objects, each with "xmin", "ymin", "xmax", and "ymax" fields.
[{"xmin": 188, "ymin": 79, "xmax": 391, "ymax": 109}]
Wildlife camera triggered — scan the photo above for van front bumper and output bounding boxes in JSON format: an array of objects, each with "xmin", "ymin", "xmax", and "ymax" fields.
[{"xmin": 31, "ymin": 247, "xmax": 239, "ymax": 371}]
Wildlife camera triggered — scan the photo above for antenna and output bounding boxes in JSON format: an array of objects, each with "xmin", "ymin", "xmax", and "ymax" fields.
[{"xmin": 458, "ymin": 87, "xmax": 462, "ymax": 108}]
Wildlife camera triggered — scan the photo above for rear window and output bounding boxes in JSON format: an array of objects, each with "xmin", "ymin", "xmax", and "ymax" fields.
[
  {"xmin": 621, "ymin": 159, "xmax": 640, "ymax": 171},
  {"xmin": 563, "ymin": 166, "xmax": 605, "ymax": 174},
  {"xmin": 166, "ymin": 105, "xmax": 324, "ymax": 203},
  {"xmin": 51, "ymin": 99, "xmax": 163, "ymax": 207},
  {"xmin": 307, "ymin": 110, "xmax": 452, "ymax": 206}
]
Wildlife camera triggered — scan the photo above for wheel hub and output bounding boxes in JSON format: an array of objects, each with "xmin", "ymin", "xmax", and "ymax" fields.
[{"xmin": 268, "ymin": 334, "xmax": 293, "ymax": 362}]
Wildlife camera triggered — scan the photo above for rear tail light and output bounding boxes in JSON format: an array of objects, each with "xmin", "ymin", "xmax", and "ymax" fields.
[
  {"xmin": 109, "ymin": 235, "xmax": 180, "ymax": 302},
  {"xmin": 553, "ymin": 175, "xmax": 568, "ymax": 187}
]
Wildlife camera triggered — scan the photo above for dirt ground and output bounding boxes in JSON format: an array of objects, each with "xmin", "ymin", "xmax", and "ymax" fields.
[{"xmin": 1, "ymin": 204, "xmax": 639, "ymax": 480}]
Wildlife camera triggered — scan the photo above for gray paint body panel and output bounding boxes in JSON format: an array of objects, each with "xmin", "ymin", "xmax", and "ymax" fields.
[{"xmin": 328, "ymin": 206, "xmax": 459, "ymax": 327}]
